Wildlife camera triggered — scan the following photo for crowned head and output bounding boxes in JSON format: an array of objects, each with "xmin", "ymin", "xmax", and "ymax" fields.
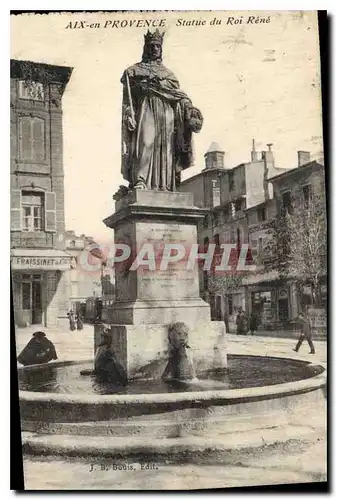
[{"xmin": 142, "ymin": 29, "xmax": 165, "ymax": 62}]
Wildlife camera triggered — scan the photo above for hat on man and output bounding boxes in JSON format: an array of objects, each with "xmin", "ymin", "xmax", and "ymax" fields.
[{"xmin": 33, "ymin": 331, "xmax": 46, "ymax": 339}]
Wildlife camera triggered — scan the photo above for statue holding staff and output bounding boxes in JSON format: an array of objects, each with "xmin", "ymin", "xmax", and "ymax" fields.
[{"xmin": 120, "ymin": 29, "xmax": 203, "ymax": 191}]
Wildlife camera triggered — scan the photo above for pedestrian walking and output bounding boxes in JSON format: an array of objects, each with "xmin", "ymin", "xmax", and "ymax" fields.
[
  {"xmin": 76, "ymin": 313, "xmax": 84, "ymax": 331},
  {"xmin": 67, "ymin": 310, "xmax": 76, "ymax": 331},
  {"xmin": 293, "ymin": 311, "xmax": 315, "ymax": 354},
  {"xmin": 236, "ymin": 307, "xmax": 248, "ymax": 335},
  {"xmin": 223, "ymin": 312, "xmax": 230, "ymax": 334},
  {"xmin": 248, "ymin": 309, "xmax": 259, "ymax": 335}
]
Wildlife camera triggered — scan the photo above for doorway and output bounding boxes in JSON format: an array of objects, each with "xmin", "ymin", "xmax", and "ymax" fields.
[
  {"xmin": 32, "ymin": 280, "xmax": 42, "ymax": 324},
  {"xmin": 278, "ymin": 298, "xmax": 289, "ymax": 322},
  {"xmin": 21, "ymin": 273, "xmax": 43, "ymax": 325}
]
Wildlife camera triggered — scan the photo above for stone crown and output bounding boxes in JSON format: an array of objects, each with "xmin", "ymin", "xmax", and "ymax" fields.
[{"xmin": 144, "ymin": 29, "xmax": 165, "ymax": 45}]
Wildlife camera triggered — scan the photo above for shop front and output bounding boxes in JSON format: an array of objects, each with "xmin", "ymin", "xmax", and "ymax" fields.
[{"xmin": 11, "ymin": 249, "xmax": 72, "ymax": 327}]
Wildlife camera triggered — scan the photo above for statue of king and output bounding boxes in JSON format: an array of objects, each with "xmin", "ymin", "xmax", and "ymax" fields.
[{"xmin": 120, "ymin": 29, "xmax": 203, "ymax": 192}]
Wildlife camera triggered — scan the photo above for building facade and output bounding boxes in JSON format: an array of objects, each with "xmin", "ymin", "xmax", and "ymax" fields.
[
  {"xmin": 179, "ymin": 141, "xmax": 325, "ymax": 332},
  {"xmin": 10, "ymin": 59, "xmax": 73, "ymax": 328},
  {"xmin": 65, "ymin": 230, "xmax": 104, "ymax": 311}
]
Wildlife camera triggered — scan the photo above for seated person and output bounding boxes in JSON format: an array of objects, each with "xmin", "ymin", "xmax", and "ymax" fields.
[{"xmin": 17, "ymin": 331, "xmax": 58, "ymax": 366}]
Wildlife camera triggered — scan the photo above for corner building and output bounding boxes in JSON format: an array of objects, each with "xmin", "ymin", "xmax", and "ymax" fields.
[{"xmin": 10, "ymin": 60, "xmax": 73, "ymax": 328}]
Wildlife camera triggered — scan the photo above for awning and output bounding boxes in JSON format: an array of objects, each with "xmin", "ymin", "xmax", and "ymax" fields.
[{"xmin": 11, "ymin": 248, "xmax": 73, "ymax": 271}]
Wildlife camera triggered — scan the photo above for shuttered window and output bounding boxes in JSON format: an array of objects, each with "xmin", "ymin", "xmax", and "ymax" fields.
[
  {"xmin": 11, "ymin": 189, "xmax": 56, "ymax": 233},
  {"xmin": 19, "ymin": 116, "xmax": 45, "ymax": 162},
  {"xmin": 11, "ymin": 189, "xmax": 22, "ymax": 231},
  {"xmin": 22, "ymin": 192, "xmax": 43, "ymax": 232},
  {"xmin": 45, "ymin": 191, "xmax": 56, "ymax": 232}
]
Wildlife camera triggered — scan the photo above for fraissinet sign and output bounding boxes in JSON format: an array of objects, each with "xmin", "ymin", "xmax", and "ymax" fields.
[{"xmin": 11, "ymin": 256, "xmax": 71, "ymax": 270}]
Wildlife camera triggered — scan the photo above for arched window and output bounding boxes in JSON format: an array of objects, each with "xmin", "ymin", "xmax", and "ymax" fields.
[{"xmin": 19, "ymin": 116, "xmax": 45, "ymax": 162}]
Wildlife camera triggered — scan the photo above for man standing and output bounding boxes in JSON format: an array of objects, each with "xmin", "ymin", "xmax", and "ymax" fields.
[
  {"xmin": 293, "ymin": 311, "xmax": 315, "ymax": 354},
  {"xmin": 236, "ymin": 307, "xmax": 248, "ymax": 335}
]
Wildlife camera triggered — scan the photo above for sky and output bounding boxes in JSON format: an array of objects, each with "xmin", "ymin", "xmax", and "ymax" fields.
[{"xmin": 11, "ymin": 11, "xmax": 323, "ymax": 242}]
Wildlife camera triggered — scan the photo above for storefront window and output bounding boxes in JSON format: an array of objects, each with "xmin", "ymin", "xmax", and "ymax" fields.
[{"xmin": 47, "ymin": 273, "xmax": 57, "ymax": 292}]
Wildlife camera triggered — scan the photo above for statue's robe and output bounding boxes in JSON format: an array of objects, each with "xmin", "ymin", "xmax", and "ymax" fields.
[
  {"xmin": 121, "ymin": 61, "xmax": 196, "ymax": 191},
  {"xmin": 17, "ymin": 338, "xmax": 58, "ymax": 366}
]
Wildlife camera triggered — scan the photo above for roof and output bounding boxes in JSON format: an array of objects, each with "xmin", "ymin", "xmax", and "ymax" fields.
[
  {"xmin": 180, "ymin": 168, "xmax": 225, "ymax": 185},
  {"xmin": 205, "ymin": 142, "xmax": 224, "ymax": 154},
  {"xmin": 10, "ymin": 59, "xmax": 73, "ymax": 86},
  {"xmin": 269, "ymin": 161, "xmax": 324, "ymax": 183}
]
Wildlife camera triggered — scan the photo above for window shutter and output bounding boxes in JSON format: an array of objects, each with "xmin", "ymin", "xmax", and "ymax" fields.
[
  {"xmin": 19, "ymin": 117, "xmax": 32, "ymax": 160},
  {"xmin": 45, "ymin": 191, "xmax": 56, "ymax": 232},
  {"xmin": 11, "ymin": 189, "xmax": 22, "ymax": 231},
  {"xmin": 32, "ymin": 118, "xmax": 45, "ymax": 162}
]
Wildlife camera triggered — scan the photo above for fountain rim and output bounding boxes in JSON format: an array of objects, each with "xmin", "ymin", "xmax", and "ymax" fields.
[{"xmin": 18, "ymin": 354, "xmax": 326, "ymax": 406}]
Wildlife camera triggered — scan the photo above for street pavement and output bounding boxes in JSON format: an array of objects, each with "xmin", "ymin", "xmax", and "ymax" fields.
[
  {"xmin": 14, "ymin": 323, "xmax": 327, "ymax": 490},
  {"xmin": 14, "ymin": 323, "xmax": 327, "ymax": 365}
]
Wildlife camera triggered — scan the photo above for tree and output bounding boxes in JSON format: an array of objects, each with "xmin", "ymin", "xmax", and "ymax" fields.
[
  {"xmin": 207, "ymin": 271, "xmax": 245, "ymax": 297},
  {"xmin": 265, "ymin": 192, "xmax": 327, "ymax": 307}
]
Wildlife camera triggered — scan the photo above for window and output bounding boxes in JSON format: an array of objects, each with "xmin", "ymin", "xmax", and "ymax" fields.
[
  {"xmin": 282, "ymin": 191, "xmax": 293, "ymax": 214},
  {"xmin": 302, "ymin": 184, "xmax": 312, "ymax": 206},
  {"xmin": 257, "ymin": 206, "xmax": 266, "ymax": 222},
  {"xmin": 212, "ymin": 187, "xmax": 221, "ymax": 207},
  {"xmin": 204, "ymin": 236, "xmax": 209, "ymax": 252},
  {"xmin": 237, "ymin": 228, "xmax": 241, "ymax": 249},
  {"xmin": 19, "ymin": 116, "xmax": 45, "ymax": 162},
  {"xmin": 47, "ymin": 273, "xmax": 57, "ymax": 292},
  {"xmin": 234, "ymin": 200, "xmax": 242, "ymax": 213},
  {"xmin": 19, "ymin": 80, "xmax": 44, "ymax": 101},
  {"xmin": 228, "ymin": 172, "xmax": 235, "ymax": 192},
  {"xmin": 21, "ymin": 191, "xmax": 44, "ymax": 232},
  {"xmin": 258, "ymin": 237, "xmax": 264, "ymax": 261}
]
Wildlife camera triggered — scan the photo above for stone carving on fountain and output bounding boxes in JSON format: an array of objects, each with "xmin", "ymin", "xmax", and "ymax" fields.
[
  {"xmin": 94, "ymin": 30, "xmax": 226, "ymax": 381},
  {"xmin": 162, "ymin": 323, "xmax": 195, "ymax": 381}
]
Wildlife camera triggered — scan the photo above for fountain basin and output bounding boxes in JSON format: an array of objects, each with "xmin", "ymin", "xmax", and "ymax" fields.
[{"xmin": 18, "ymin": 355, "xmax": 326, "ymax": 445}]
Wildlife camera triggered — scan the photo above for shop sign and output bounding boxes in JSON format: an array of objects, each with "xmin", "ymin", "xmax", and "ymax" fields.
[
  {"xmin": 308, "ymin": 308, "xmax": 326, "ymax": 328},
  {"xmin": 11, "ymin": 256, "xmax": 71, "ymax": 270}
]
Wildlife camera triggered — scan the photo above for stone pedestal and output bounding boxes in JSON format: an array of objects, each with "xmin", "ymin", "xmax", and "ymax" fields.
[{"xmin": 95, "ymin": 189, "xmax": 226, "ymax": 380}]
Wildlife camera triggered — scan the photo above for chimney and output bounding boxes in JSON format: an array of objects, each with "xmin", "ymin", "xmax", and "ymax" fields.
[
  {"xmin": 262, "ymin": 144, "xmax": 275, "ymax": 201},
  {"xmin": 204, "ymin": 142, "xmax": 225, "ymax": 169},
  {"xmin": 251, "ymin": 138, "xmax": 258, "ymax": 161},
  {"xmin": 298, "ymin": 151, "xmax": 311, "ymax": 167},
  {"xmin": 262, "ymin": 143, "xmax": 275, "ymax": 169}
]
